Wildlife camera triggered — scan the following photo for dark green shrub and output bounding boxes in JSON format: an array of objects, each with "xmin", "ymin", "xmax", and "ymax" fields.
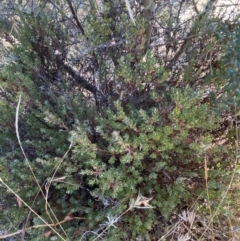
[{"xmin": 0, "ymin": 1, "xmax": 239, "ymax": 240}]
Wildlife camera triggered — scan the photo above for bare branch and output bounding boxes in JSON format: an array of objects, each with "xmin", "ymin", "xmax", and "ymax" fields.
[
  {"xmin": 62, "ymin": 63, "xmax": 107, "ymax": 106},
  {"xmin": 66, "ymin": 0, "xmax": 85, "ymax": 36},
  {"xmin": 62, "ymin": 63, "xmax": 96, "ymax": 94}
]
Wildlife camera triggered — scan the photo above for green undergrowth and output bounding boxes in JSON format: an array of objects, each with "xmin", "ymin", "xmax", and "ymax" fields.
[{"xmin": 0, "ymin": 4, "xmax": 240, "ymax": 241}]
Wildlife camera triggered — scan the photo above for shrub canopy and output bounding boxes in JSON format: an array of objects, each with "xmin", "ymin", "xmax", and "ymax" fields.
[{"xmin": 0, "ymin": 0, "xmax": 240, "ymax": 240}]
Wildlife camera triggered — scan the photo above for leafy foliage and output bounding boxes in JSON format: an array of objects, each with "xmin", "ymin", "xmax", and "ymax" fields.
[{"xmin": 0, "ymin": 0, "xmax": 240, "ymax": 240}]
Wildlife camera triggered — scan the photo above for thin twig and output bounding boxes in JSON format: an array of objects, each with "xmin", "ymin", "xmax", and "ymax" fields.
[
  {"xmin": 0, "ymin": 178, "xmax": 66, "ymax": 241},
  {"xmin": 15, "ymin": 94, "xmax": 66, "ymax": 238},
  {"xmin": 66, "ymin": 0, "xmax": 85, "ymax": 35}
]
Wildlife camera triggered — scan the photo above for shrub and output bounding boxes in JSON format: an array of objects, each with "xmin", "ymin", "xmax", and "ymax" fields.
[{"xmin": 0, "ymin": 1, "xmax": 239, "ymax": 240}]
